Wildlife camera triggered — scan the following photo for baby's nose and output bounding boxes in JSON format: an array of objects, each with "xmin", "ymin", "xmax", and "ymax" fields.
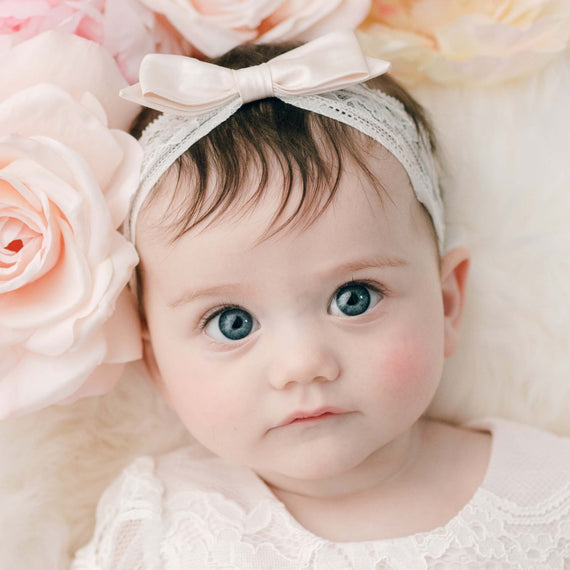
[{"xmin": 266, "ymin": 322, "xmax": 340, "ymax": 390}]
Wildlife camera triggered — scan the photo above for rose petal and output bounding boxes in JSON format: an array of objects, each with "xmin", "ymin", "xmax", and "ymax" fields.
[
  {"xmin": 24, "ymin": 256, "xmax": 114, "ymax": 356},
  {"xmin": 2, "ymin": 154, "xmax": 91, "ymax": 261},
  {"xmin": 0, "ymin": 332, "xmax": 107, "ymax": 420},
  {"xmin": 0, "ymin": 84, "xmax": 123, "ymax": 192},
  {"xmin": 297, "ymin": 0, "xmax": 371, "ymax": 39},
  {"xmin": 19, "ymin": 228, "xmax": 136, "ymax": 356},
  {"xmin": 0, "ymin": 31, "xmax": 139, "ymax": 130},
  {"xmin": 102, "ymin": 0, "xmax": 158, "ymax": 84},
  {"xmin": 0, "ymin": 175, "xmax": 61, "ymax": 291},
  {"xmin": 0, "ymin": 218, "xmax": 43, "ymax": 281},
  {"xmin": 261, "ymin": 0, "xmax": 371, "ymax": 43},
  {"xmin": 59, "ymin": 290, "xmax": 143, "ymax": 404},
  {"xmin": 0, "ymin": 325, "xmax": 28, "ymax": 349},
  {"xmin": 68, "ymin": 232, "xmax": 138, "ymax": 346},
  {"xmin": 1, "ymin": 141, "xmax": 84, "ymax": 216},
  {"xmin": 0, "ymin": 1, "xmax": 53, "ymax": 20},
  {"xmin": 0, "ymin": 292, "xmax": 141, "ymax": 418},
  {"xmin": 4, "ymin": 139, "xmax": 115, "ymax": 262},
  {"xmin": 35, "ymin": 137, "xmax": 115, "ymax": 261},
  {"xmin": 0, "ymin": 217, "xmax": 38, "ymax": 245},
  {"xmin": 103, "ymin": 130, "xmax": 143, "ymax": 228},
  {"xmin": 136, "ymin": 0, "xmax": 270, "ymax": 56},
  {"xmin": 138, "ymin": 0, "xmax": 371, "ymax": 57},
  {"xmin": 357, "ymin": 0, "xmax": 570, "ymax": 86},
  {"xmin": 0, "ymin": 220, "xmax": 90, "ymax": 332},
  {"xmin": 0, "ymin": 168, "xmax": 43, "ymax": 212},
  {"xmin": 437, "ymin": 15, "xmax": 570, "ymax": 59},
  {"xmin": 78, "ymin": 91, "xmax": 109, "ymax": 127}
]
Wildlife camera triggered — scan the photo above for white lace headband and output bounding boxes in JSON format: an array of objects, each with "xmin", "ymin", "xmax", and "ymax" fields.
[{"xmin": 121, "ymin": 32, "xmax": 444, "ymax": 252}]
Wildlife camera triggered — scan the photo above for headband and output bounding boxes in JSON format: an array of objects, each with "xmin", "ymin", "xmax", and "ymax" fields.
[{"xmin": 120, "ymin": 32, "xmax": 444, "ymax": 252}]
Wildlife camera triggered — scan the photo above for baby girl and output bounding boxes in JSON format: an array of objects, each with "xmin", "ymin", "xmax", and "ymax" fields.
[{"xmin": 73, "ymin": 33, "xmax": 570, "ymax": 568}]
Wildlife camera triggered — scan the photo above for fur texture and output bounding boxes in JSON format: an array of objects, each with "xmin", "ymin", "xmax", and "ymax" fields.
[
  {"xmin": 0, "ymin": 364, "xmax": 189, "ymax": 569},
  {"xmin": 418, "ymin": 50, "xmax": 570, "ymax": 433},
  {"xmin": 0, "ymin": 50, "xmax": 569, "ymax": 569}
]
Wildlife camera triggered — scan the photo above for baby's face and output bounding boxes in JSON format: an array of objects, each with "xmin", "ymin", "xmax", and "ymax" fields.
[{"xmin": 137, "ymin": 147, "xmax": 462, "ymax": 484}]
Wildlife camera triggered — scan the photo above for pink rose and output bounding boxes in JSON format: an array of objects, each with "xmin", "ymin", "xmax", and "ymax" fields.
[
  {"xmin": 0, "ymin": 32, "xmax": 143, "ymax": 419},
  {"xmin": 135, "ymin": 0, "xmax": 372, "ymax": 57},
  {"xmin": 357, "ymin": 0, "xmax": 570, "ymax": 85},
  {"xmin": 0, "ymin": 0, "xmax": 183, "ymax": 83},
  {"xmin": 0, "ymin": 30, "xmax": 139, "ymax": 130}
]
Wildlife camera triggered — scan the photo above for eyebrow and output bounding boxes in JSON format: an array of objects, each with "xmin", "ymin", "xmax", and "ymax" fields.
[
  {"xmin": 316, "ymin": 254, "xmax": 408, "ymax": 281},
  {"xmin": 168, "ymin": 254, "xmax": 407, "ymax": 308},
  {"xmin": 168, "ymin": 283, "xmax": 249, "ymax": 308}
]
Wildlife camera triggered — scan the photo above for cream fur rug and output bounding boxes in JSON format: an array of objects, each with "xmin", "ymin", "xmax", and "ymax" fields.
[
  {"xmin": 1, "ymin": 50, "xmax": 569, "ymax": 569},
  {"xmin": 417, "ymin": 50, "xmax": 570, "ymax": 432}
]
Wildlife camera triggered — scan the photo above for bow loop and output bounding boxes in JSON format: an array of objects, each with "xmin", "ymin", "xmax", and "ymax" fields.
[{"xmin": 120, "ymin": 32, "xmax": 391, "ymax": 117}]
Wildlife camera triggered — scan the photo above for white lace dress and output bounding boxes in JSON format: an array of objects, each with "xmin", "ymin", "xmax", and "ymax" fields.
[{"xmin": 72, "ymin": 419, "xmax": 570, "ymax": 569}]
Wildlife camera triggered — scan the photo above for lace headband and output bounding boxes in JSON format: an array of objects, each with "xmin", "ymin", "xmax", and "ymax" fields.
[{"xmin": 121, "ymin": 32, "xmax": 444, "ymax": 252}]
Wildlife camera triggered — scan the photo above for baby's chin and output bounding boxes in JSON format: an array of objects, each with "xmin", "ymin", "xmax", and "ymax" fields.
[
  {"xmin": 257, "ymin": 459, "xmax": 364, "ymax": 492},
  {"xmin": 255, "ymin": 434, "xmax": 385, "ymax": 488}
]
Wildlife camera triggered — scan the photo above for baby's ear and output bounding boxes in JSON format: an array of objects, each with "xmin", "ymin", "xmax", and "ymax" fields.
[
  {"xmin": 440, "ymin": 247, "xmax": 470, "ymax": 358},
  {"xmin": 142, "ymin": 326, "xmax": 174, "ymax": 408}
]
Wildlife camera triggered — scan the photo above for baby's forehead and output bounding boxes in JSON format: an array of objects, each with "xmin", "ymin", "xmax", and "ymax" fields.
[{"xmin": 137, "ymin": 143, "xmax": 433, "ymax": 272}]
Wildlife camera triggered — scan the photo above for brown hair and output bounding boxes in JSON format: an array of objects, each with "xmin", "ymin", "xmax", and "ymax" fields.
[{"xmin": 130, "ymin": 42, "xmax": 437, "ymax": 243}]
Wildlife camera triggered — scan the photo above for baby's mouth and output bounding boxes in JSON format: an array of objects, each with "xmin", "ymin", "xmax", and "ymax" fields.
[{"xmin": 278, "ymin": 406, "xmax": 348, "ymax": 428}]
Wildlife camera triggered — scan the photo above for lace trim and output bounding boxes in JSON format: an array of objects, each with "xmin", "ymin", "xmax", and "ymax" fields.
[
  {"xmin": 74, "ymin": 457, "xmax": 570, "ymax": 570},
  {"xmin": 125, "ymin": 85, "xmax": 444, "ymax": 253},
  {"xmin": 125, "ymin": 99, "xmax": 241, "ymax": 242}
]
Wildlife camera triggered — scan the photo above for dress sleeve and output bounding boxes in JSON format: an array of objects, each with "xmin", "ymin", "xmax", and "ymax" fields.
[{"xmin": 71, "ymin": 457, "xmax": 164, "ymax": 570}]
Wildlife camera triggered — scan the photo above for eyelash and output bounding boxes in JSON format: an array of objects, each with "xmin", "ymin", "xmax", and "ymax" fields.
[
  {"xmin": 330, "ymin": 279, "xmax": 388, "ymax": 315},
  {"xmin": 198, "ymin": 302, "xmax": 241, "ymax": 331},
  {"xmin": 197, "ymin": 279, "xmax": 388, "ymax": 331}
]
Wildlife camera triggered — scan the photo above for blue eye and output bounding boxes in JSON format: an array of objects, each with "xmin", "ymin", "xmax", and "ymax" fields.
[
  {"xmin": 330, "ymin": 282, "xmax": 381, "ymax": 317},
  {"xmin": 204, "ymin": 307, "xmax": 257, "ymax": 342}
]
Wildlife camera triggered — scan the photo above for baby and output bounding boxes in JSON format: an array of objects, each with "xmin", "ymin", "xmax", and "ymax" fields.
[{"xmin": 73, "ymin": 33, "xmax": 570, "ymax": 568}]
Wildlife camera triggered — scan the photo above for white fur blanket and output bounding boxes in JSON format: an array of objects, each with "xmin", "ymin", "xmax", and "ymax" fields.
[{"xmin": 1, "ymin": 50, "xmax": 569, "ymax": 569}]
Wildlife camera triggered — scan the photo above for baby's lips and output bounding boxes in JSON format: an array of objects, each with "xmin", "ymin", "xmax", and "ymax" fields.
[{"xmin": 277, "ymin": 406, "xmax": 349, "ymax": 428}]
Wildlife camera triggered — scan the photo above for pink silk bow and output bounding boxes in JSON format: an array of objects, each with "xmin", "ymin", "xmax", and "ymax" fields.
[{"xmin": 120, "ymin": 32, "xmax": 391, "ymax": 116}]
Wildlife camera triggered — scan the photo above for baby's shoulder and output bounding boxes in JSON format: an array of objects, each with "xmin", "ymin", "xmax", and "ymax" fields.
[
  {"xmin": 109, "ymin": 442, "xmax": 268, "ymax": 511},
  {"xmin": 157, "ymin": 442, "xmax": 261, "ymax": 489},
  {"xmin": 73, "ymin": 445, "xmax": 273, "ymax": 569},
  {"xmin": 473, "ymin": 418, "xmax": 570, "ymax": 503}
]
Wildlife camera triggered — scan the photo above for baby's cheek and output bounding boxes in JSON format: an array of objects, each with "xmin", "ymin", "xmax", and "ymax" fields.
[
  {"xmin": 164, "ymin": 359, "xmax": 247, "ymax": 434},
  {"xmin": 369, "ymin": 330, "xmax": 444, "ymax": 402}
]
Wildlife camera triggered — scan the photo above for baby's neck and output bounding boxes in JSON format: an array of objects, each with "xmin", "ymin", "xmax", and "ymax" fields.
[{"xmin": 259, "ymin": 419, "xmax": 491, "ymax": 542}]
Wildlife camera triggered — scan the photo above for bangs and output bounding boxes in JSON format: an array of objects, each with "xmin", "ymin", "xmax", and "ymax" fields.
[{"xmin": 144, "ymin": 99, "xmax": 380, "ymax": 244}]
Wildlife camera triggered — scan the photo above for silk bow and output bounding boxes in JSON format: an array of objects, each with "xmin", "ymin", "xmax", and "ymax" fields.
[{"xmin": 120, "ymin": 32, "xmax": 391, "ymax": 116}]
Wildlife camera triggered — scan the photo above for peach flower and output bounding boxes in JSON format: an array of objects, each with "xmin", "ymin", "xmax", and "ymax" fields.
[
  {"xmin": 0, "ymin": 32, "xmax": 143, "ymax": 419},
  {"xmin": 357, "ymin": 0, "xmax": 570, "ymax": 85},
  {"xmin": 135, "ymin": 0, "xmax": 372, "ymax": 57},
  {"xmin": 0, "ymin": 0, "xmax": 186, "ymax": 83}
]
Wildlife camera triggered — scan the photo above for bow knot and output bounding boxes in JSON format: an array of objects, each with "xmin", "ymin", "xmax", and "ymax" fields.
[
  {"xmin": 120, "ymin": 32, "xmax": 391, "ymax": 117},
  {"xmin": 233, "ymin": 63, "xmax": 274, "ymax": 104}
]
